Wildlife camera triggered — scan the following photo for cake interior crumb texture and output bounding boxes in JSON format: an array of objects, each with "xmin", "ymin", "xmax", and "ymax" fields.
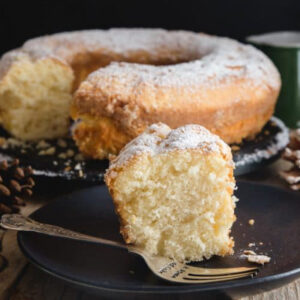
[
  {"xmin": 0, "ymin": 57, "xmax": 73, "ymax": 140},
  {"xmin": 108, "ymin": 149, "xmax": 236, "ymax": 262}
]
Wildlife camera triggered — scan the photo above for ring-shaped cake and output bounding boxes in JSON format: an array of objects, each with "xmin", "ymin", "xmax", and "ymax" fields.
[{"xmin": 0, "ymin": 29, "xmax": 280, "ymax": 159}]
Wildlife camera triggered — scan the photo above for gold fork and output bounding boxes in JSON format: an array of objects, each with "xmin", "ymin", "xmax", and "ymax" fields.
[{"xmin": 0, "ymin": 214, "xmax": 258, "ymax": 284}]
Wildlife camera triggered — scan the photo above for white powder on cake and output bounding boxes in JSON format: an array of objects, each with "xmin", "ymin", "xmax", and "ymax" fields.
[
  {"xmin": 110, "ymin": 123, "xmax": 231, "ymax": 169},
  {"xmin": 0, "ymin": 29, "xmax": 280, "ymax": 91}
]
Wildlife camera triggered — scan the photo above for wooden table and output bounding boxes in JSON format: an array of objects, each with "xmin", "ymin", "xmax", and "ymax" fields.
[{"xmin": 0, "ymin": 160, "xmax": 299, "ymax": 300}]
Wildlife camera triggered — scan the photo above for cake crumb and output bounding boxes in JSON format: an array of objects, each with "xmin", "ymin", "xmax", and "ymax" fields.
[
  {"xmin": 44, "ymin": 146, "xmax": 56, "ymax": 155},
  {"xmin": 241, "ymin": 250, "xmax": 271, "ymax": 265},
  {"xmin": 64, "ymin": 160, "xmax": 71, "ymax": 166},
  {"xmin": 36, "ymin": 140, "xmax": 50, "ymax": 149},
  {"xmin": 248, "ymin": 219, "xmax": 255, "ymax": 226},
  {"xmin": 38, "ymin": 147, "xmax": 56, "ymax": 156},
  {"xmin": 58, "ymin": 153, "xmax": 67, "ymax": 159},
  {"xmin": 5, "ymin": 138, "xmax": 27, "ymax": 148},
  {"xmin": 57, "ymin": 138, "xmax": 67, "ymax": 148},
  {"xmin": 66, "ymin": 149, "xmax": 75, "ymax": 157},
  {"xmin": 246, "ymin": 254, "xmax": 271, "ymax": 265}
]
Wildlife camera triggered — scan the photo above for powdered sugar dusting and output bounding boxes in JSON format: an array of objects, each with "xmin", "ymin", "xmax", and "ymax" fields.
[
  {"xmin": 109, "ymin": 123, "xmax": 231, "ymax": 169},
  {"xmin": 88, "ymin": 43, "xmax": 279, "ymax": 92},
  {"xmin": 159, "ymin": 125, "xmax": 228, "ymax": 153},
  {"xmin": 0, "ymin": 29, "xmax": 280, "ymax": 91},
  {"xmin": 84, "ymin": 29, "xmax": 280, "ymax": 91}
]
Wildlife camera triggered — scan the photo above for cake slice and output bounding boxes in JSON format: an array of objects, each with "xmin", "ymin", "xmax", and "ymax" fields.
[{"xmin": 105, "ymin": 123, "xmax": 236, "ymax": 262}]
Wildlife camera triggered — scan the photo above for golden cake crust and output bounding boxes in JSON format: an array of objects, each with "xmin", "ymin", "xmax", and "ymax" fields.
[
  {"xmin": 0, "ymin": 29, "xmax": 202, "ymax": 140},
  {"xmin": 71, "ymin": 29, "xmax": 281, "ymax": 159}
]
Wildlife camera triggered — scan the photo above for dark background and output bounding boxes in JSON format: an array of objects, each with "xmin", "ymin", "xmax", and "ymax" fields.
[{"xmin": 1, "ymin": 0, "xmax": 300, "ymax": 54}]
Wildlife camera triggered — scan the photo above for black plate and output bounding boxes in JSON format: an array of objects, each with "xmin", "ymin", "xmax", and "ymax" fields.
[
  {"xmin": 232, "ymin": 117, "xmax": 289, "ymax": 176},
  {"xmin": 0, "ymin": 131, "xmax": 109, "ymax": 182},
  {"xmin": 18, "ymin": 181, "xmax": 300, "ymax": 299},
  {"xmin": 0, "ymin": 117, "xmax": 288, "ymax": 181}
]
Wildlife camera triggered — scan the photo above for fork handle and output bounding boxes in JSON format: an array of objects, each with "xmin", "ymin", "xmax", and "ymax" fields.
[{"xmin": 0, "ymin": 214, "xmax": 127, "ymax": 250}]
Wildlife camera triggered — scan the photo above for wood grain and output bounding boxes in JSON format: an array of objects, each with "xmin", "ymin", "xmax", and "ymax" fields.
[{"xmin": 239, "ymin": 278, "xmax": 300, "ymax": 300}]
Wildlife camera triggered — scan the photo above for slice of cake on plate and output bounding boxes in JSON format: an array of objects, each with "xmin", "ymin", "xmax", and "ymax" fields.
[{"xmin": 105, "ymin": 123, "xmax": 236, "ymax": 262}]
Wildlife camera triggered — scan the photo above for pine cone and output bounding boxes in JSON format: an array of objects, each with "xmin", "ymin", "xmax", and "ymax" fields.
[
  {"xmin": 0, "ymin": 159, "xmax": 35, "ymax": 215},
  {"xmin": 280, "ymin": 129, "xmax": 300, "ymax": 190}
]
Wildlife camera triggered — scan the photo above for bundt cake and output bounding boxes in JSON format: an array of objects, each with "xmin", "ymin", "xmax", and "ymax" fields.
[
  {"xmin": 0, "ymin": 29, "xmax": 280, "ymax": 146},
  {"xmin": 71, "ymin": 30, "xmax": 281, "ymax": 159},
  {"xmin": 105, "ymin": 123, "xmax": 236, "ymax": 262}
]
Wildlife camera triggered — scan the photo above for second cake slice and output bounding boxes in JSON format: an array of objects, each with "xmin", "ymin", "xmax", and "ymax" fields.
[{"xmin": 105, "ymin": 123, "xmax": 236, "ymax": 262}]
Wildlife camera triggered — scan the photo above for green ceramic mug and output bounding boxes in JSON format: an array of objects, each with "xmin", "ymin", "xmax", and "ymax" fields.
[{"xmin": 246, "ymin": 31, "xmax": 300, "ymax": 128}]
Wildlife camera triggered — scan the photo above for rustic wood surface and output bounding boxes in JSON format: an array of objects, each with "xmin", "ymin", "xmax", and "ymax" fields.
[{"xmin": 0, "ymin": 160, "xmax": 299, "ymax": 300}]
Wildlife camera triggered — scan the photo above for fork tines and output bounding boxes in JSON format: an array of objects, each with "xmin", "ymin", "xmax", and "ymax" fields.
[{"xmin": 157, "ymin": 261, "xmax": 258, "ymax": 284}]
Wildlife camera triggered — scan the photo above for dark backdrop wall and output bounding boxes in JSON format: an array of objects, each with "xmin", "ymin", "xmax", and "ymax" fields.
[{"xmin": 1, "ymin": 0, "xmax": 299, "ymax": 54}]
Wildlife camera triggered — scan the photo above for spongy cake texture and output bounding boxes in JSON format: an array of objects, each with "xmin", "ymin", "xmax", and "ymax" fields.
[
  {"xmin": 0, "ymin": 55, "xmax": 73, "ymax": 140},
  {"xmin": 105, "ymin": 123, "xmax": 236, "ymax": 262}
]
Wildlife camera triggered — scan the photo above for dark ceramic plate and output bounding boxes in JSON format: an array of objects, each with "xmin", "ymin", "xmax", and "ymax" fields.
[
  {"xmin": 232, "ymin": 117, "xmax": 289, "ymax": 176},
  {"xmin": 18, "ymin": 181, "xmax": 300, "ymax": 299},
  {"xmin": 0, "ymin": 117, "xmax": 288, "ymax": 182},
  {"xmin": 0, "ymin": 130, "xmax": 109, "ymax": 182}
]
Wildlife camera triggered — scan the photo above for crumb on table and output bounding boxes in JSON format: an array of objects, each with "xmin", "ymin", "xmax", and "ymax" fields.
[
  {"xmin": 248, "ymin": 219, "xmax": 255, "ymax": 226},
  {"xmin": 58, "ymin": 153, "xmax": 67, "ymax": 159}
]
